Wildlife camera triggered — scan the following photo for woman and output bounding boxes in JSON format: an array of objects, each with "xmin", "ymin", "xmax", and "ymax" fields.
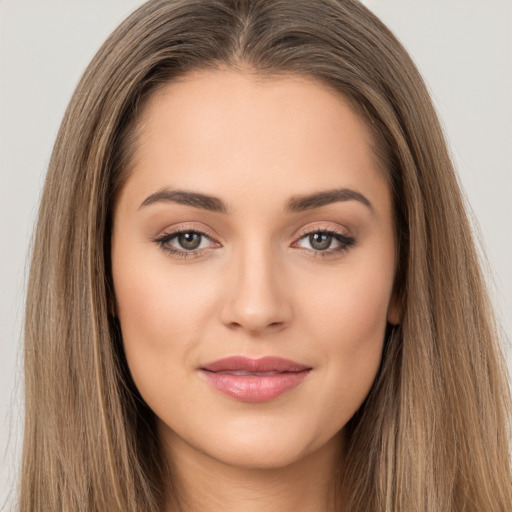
[{"xmin": 20, "ymin": 0, "xmax": 512, "ymax": 510}]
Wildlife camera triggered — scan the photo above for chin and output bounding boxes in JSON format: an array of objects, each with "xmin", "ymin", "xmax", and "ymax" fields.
[
  {"xmin": 163, "ymin": 415, "xmax": 344, "ymax": 472},
  {"xmin": 213, "ymin": 438, "xmax": 312, "ymax": 470}
]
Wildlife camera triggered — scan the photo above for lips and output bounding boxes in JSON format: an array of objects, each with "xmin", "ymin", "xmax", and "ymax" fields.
[{"xmin": 200, "ymin": 356, "xmax": 312, "ymax": 402}]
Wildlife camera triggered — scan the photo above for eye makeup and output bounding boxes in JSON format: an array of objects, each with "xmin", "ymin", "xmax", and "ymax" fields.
[
  {"xmin": 292, "ymin": 227, "xmax": 356, "ymax": 257},
  {"xmin": 152, "ymin": 225, "xmax": 221, "ymax": 259},
  {"xmin": 152, "ymin": 224, "xmax": 356, "ymax": 260}
]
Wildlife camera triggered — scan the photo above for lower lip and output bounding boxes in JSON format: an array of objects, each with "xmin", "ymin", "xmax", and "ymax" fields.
[{"xmin": 201, "ymin": 370, "xmax": 311, "ymax": 402}]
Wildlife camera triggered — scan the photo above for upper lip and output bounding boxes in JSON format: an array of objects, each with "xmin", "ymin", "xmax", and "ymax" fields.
[{"xmin": 201, "ymin": 356, "xmax": 311, "ymax": 373}]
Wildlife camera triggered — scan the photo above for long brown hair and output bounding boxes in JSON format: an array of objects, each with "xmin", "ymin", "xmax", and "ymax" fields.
[{"xmin": 21, "ymin": 0, "xmax": 511, "ymax": 510}]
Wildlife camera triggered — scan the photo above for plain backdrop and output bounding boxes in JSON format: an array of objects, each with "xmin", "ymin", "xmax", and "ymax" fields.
[{"xmin": 1, "ymin": 1, "xmax": 511, "ymax": 508}]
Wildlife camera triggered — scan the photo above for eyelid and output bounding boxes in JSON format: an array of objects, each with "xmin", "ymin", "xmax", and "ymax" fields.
[
  {"xmin": 291, "ymin": 223, "xmax": 356, "ymax": 257},
  {"xmin": 294, "ymin": 222, "xmax": 351, "ymax": 239},
  {"xmin": 152, "ymin": 222, "xmax": 355, "ymax": 259},
  {"xmin": 155, "ymin": 223, "xmax": 219, "ymax": 240},
  {"xmin": 152, "ymin": 224, "xmax": 221, "ymax": 259}
]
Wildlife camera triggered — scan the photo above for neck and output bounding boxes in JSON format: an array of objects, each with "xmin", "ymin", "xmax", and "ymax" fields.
[{"xmin": 162, "ymin": 430, "xmax": 345, "ymax": 512}]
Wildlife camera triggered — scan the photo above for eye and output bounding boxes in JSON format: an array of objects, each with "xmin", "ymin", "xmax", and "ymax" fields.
[
  {"xmin": 294, "ymin": 228, "xmax": 355, "ymax": 256},
  {"xmin": 172, "ymin": 232, "xmax": 205, "ymax": 250},
  {"xmin": 153, "ymin": 228, "xmax": 220, "ymax": 258}
]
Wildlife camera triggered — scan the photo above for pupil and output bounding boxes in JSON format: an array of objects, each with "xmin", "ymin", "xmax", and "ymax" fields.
[
  {"xmin": 178, "ymin": 232, "xmax": 201, "ymax": 250},
  {"xmin": 310, "ymin": 233, "xmax": 332, "ymax": 251}
]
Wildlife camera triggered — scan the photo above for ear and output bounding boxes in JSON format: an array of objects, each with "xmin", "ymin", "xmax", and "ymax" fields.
[{"xmin": 387, "ymin": 291, "xmax": 401, "ymax": 326}]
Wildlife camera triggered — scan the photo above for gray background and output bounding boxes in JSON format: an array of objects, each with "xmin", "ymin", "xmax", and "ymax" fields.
[{"xmin": 1, "ymin": 1, "xmax": 511, "ymax": 508}]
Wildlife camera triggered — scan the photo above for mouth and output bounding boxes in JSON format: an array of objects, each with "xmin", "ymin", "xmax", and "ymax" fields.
[{"xmin": 200, "ymin": 356, "xmax": 312, "ymax": 403}]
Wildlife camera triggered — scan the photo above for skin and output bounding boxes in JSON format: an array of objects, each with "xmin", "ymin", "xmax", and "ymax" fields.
[{"xmin": 111, "ymin": 69, "xmax": 399, "ymax": 511}]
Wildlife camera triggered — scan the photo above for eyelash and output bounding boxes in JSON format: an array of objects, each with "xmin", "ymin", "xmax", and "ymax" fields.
[
  {"xmin": 294, "ymin": 227, "xmax": 356, "ymax": 257},
  {"xmin": 152, "ymin": 226, "xmax": 217, "ymax": 260},
  {"xmin": 153, "ymin": 226, "xmax": 356, "ymax": 260}
]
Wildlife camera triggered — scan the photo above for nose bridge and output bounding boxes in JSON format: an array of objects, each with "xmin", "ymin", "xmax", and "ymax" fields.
[{"xmin": 220, "ymin": 236, "xmax": 292, "ymax": 334}]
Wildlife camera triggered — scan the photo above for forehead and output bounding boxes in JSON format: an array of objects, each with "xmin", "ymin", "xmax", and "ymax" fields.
[
  {"xmin": 137, "ymin": 69, "xmax": 373, "ymax": 158},
  {"xmin": 121, "ymin": 69, "xmax": 391, "ymax": 215}
]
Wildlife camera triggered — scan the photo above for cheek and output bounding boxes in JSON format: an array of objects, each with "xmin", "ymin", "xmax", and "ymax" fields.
[
  {"xmin": 112, "ymin": 249, "xmax": 218, "ymax": 400},
  {"xmin": 298, "ymin": 258, "xmax": 393, "ymax": 417},
  {"xmin": 303, "ymin": 254, "xmax": 393, "ymax": 349}
]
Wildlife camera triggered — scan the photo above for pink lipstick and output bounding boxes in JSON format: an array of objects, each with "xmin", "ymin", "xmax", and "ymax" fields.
[{"xmin": 200, "ymin": 356, "xmax": 311, "ymax": 402}]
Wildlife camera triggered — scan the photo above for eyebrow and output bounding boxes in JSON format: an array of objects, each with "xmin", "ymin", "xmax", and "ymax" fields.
[
  {"xmin": 139, "ymin": 187, "xmax": 373, "ymax": 214},
  {"xmin": 139, "ymin": 188, "xmax": 227, "ymax": 213},
  {"xmin": 286, "ymin": 188, "xmax": 373, "ymax": 213}
]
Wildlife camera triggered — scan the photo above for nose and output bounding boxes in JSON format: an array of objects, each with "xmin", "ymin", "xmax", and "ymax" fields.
[{"xmin": 219, "ymin": 243, "xmax": 293, "ymax": 335}]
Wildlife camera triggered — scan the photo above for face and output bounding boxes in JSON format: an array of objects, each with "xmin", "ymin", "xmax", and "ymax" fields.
[{"xmin": 112, "ymin": 70, "xmax": 399, "ymax": 470}]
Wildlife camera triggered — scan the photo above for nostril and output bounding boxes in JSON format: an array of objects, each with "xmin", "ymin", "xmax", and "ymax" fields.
[{"xmin": 219, "ymin": 278, "xmax": 294, "ymax": 333}]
